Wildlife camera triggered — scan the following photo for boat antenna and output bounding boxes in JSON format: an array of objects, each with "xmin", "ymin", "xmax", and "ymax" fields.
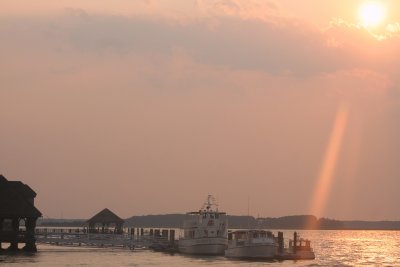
[{"xmin": 202, "ymin": 195, "xmax": 217, "ymax": 211}]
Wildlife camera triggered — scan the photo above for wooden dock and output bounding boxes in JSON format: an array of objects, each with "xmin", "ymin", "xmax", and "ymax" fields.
[
  {"xmin": 35, "ymin": 228, "xmax": 315, "ymax": 260},
  {"xmin": 35, "ymin": 228, "xmax": 176, "ymax": 250}
]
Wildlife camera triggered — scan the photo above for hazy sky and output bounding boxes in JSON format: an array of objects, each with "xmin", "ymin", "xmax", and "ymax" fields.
[{"xmin": 1, "ymin": 0, "xmax": 400, "ymax": 220}]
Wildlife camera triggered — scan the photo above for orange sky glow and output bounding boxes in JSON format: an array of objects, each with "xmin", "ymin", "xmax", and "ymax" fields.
[{"xmin": 1, "ymin": 0, "xmax": 400, "ymax": 220}]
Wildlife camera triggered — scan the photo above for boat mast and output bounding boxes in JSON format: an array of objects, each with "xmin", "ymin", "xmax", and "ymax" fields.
[{"xmin": 202, "ymin": 195, "xmax": 218, "ymax": 212}]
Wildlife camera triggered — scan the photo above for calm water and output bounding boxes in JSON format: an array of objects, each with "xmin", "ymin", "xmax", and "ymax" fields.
[{"xmin": 1, "ymin": 230, "xmax": 399, "ymax": 266}]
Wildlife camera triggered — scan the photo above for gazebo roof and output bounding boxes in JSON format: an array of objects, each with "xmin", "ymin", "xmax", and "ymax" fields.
[
  {"xmin": 0, "ymin": 175, "xmax": 42, "ymax": 218},
  {"xmin": 87, "ymin": 208, "xmax": 124, "ymax": 224}
]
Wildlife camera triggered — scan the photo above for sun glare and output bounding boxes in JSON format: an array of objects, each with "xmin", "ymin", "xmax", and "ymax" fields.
[
  {"xmin": 308, "ymin": 104, "xmax": 348, "ymax": 223},
  {"xmin": 358, "ymin": 2, "xmax": 386, "ymax": 28}
]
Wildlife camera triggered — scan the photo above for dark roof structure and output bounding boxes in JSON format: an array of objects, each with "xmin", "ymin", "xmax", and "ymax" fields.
[
  {"xmin": 87, "ymin": 208, "xmax": 124, "ymax": 224},
  {"xmin": 0, "ymin": 174, "xmax": 42, "ymax": 218}
]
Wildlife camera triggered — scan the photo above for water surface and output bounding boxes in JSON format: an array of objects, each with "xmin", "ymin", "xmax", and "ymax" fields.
[{"xmin": 1, "ymin": 230, "xmax": 399, "ymax": 266}]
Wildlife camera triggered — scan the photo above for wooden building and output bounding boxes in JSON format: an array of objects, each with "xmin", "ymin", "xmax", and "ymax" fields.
[
  {"xmin": 87, "ymin": 208, "xmax": 124, "ymax": 234},
  {"xmin": 0, "ymin": 175, "xmax": 42, "ymax": 252}
]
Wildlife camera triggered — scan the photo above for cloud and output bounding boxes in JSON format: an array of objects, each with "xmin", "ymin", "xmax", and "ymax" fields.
[
  {"xmin": 328, "ymin": 17, "xmax": 400, "ymax": 41},
  {"xmin": 195, "ymin": 0, "xmax": 278, "ymax": 20},
  {"xmin": 2, "ymin": 3, "xmax": 400, "ymax": 97},
  {"xmin": 0, "ymin": 12, "xmax": 351, "ymax": 77},
  {"xmin": 325, "ymin": 18, "xmax": 400, "ymax": 81},
  {"xmin": 386, "ymin": 22, "xmax": 400, "ymax": 34},
  {"xmin": 2, "ymin": 2, "xmax": 400, "ymax": 80}
]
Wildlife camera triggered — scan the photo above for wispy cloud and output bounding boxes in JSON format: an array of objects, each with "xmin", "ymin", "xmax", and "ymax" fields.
[
  {"xmin": 329, "ymin": 17, "xmax": 400, "ymax": 41},
  {"xmin": 196, "ymin": 0, "xmax": 278, "ymax": 21}
]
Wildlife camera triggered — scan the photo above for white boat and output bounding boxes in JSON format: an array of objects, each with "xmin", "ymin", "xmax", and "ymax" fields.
[
  {"xmin": 225, "ymin": 230, "xmax": 276, "ymax": 260},
  {"xmin": 178, "ymin": 195, "xmax": 228, "ymax": 255}
]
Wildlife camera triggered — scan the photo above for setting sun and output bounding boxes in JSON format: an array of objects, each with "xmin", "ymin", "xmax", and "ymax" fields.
[{"xmin": 358, "ymin": 2, "xmax": 387, "ymax": 27}]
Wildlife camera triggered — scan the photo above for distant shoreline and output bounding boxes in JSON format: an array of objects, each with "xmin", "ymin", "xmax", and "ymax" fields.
[{"xmin": 37, "ymin": 214, "xmax": 400, "ymax": 231}]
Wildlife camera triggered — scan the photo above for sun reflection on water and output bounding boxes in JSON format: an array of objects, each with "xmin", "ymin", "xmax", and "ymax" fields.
[{"xmin": 307, "ymin": 230, "xmax": 400, "ymax": 266}]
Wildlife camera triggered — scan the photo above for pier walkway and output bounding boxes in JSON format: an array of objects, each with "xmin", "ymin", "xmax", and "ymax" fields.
[{"xmin": 35, "ymin": 228, "xmax": 175, "ymax": 249}]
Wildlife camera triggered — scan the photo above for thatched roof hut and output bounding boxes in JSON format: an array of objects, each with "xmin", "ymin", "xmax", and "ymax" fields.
[{"xmin": 87, "ymin": 208, "xmax": 124, "ymax": 234}]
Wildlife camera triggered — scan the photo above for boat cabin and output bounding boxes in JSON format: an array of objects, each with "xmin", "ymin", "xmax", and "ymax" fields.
[
  {"xmin": 181, "ymin": 195, "xmax": 227, "ymax": 240},
  {"xmin": 228, "ymin": 230, "xmax": 274, "ymax": 241},
  {"xmin": 182, "ymin": 211, "xmax": 227, "ymax": 239}
]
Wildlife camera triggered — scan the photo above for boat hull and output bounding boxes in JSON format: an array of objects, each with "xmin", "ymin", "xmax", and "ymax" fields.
[
  {"xmin": 178, "ymin": 237, "xmax": 227, "ymax": 255},
  {"xmin": 275, "ymin": 250, "xmax": 316, "ymax": 260},
  {"xmin": 225, "ymin": 244, "xmax": 276, "ymax": 259}
]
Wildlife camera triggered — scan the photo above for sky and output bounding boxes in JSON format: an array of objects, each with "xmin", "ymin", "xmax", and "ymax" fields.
[{"xmin": 1, "ymin": 0, "xmax": 400, "ymax": 221}]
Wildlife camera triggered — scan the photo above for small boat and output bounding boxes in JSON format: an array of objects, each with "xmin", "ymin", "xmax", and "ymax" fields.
[
  {"xmin": 178, "ymin": 195, "xmax": 228, "ymax": 255},
  {"xmin": 275, "ymin": 232, "xmax": 315, "ymax": 260},
  {"xmin": 225, "ymin": 229, "xmax": 276, "ymax": 260}
]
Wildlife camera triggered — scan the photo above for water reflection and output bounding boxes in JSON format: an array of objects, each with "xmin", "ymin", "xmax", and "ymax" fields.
[
  {"xmin": 306, "ymin": 230, "xmax": 400, "ymax": 266},
  {"xmin": 0, "ymin": 251, "xmax": 38, "ymax": 264},
  {"xmin": 0, "ymin": 230, "xmax": 399, "ymax": 266}
]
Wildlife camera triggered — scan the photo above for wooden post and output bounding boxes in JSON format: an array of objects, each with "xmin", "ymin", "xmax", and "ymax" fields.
[
  {"xmin": 278, "ymin": 232, "xmax": 284, "ymax": 254},
  {"xmin": 8, "ymin": 218, "xmax": 19, "ymax": 251},
  {"xmin": 154, "ymin": 229, "xmax": 160, "ymax": 237},
  {"xmin": 169, "ymin": 229, "xmax": 175, "ymax": 244},
  {"xmin": 162, "ymin": 229, "xmax": 168, "ymax": 238}
]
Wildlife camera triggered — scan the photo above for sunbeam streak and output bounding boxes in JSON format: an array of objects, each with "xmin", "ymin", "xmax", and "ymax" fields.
[{"xmin": 309, "ymin": 104, "xmax": 349, "ymax": 221}]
